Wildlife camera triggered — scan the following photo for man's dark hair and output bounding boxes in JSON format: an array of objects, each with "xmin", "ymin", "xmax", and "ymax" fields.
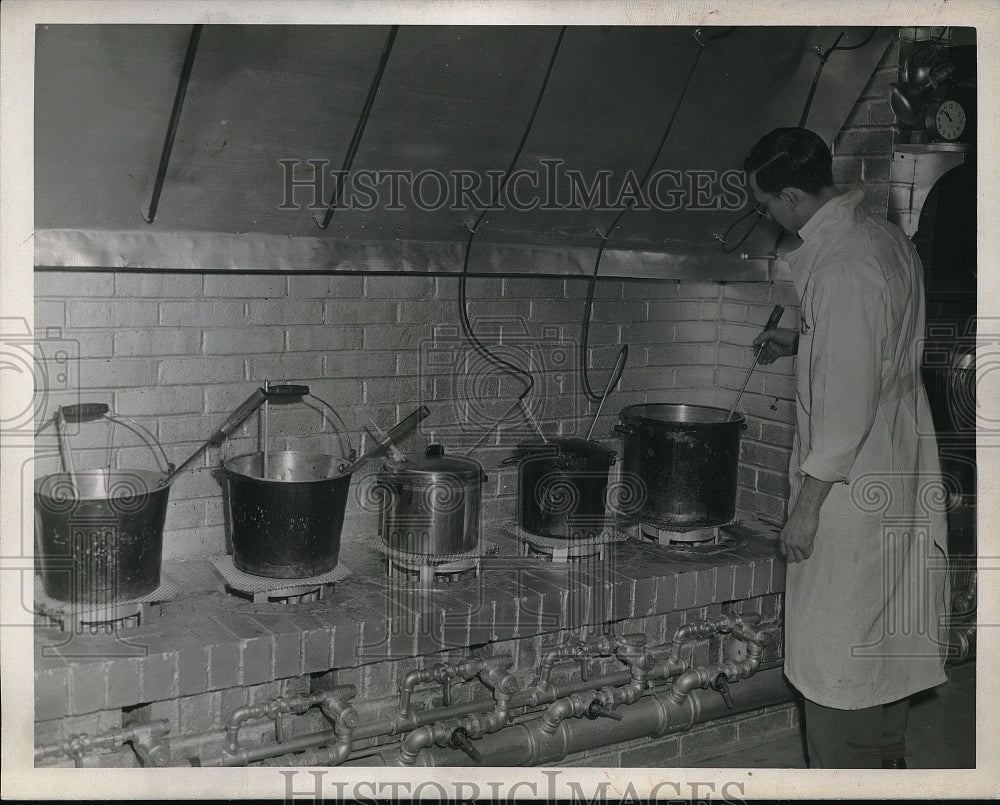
[{"xmin": 744, "ymin": 127, "xmax": 834, "ymax": 195}]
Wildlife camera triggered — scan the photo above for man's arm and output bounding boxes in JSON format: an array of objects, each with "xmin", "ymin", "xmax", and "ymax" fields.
[
  {"xmin": 752, "ymin": 326, "xmax": 799, "ymax": 364},
  {"xmin": 780, "ymin": 474, "xmax": 834, "ymax": 562}
]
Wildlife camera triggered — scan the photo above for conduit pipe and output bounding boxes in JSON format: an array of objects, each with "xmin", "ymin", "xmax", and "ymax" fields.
[
  {"xmin": 35, "ymin": 720, "xmax": 171, "ymax": 767},
  {"xmin": 537, "ymin": 634, "xmax": 618, "ymax": 689},
  {"xmin": 357, "ymin": 665, "xmax": 792, "ymax": 767},
  {"xmin": 397, "ymin": 658, "xmax": 484, "ymax": 717},
  {"xmin": 187, "ymin": 616, "xmax": 768, "ymax": 768}
]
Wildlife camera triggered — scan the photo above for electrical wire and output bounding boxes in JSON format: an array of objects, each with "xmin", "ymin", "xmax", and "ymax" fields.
[
  {"xmin": 580, "ymin": 27, "xmax": 733, "ymax": 401},
  {"xmin": 715, "ymin": 27, "xmax": 880, "ymax": 256},
  {"xmin": 457, "ymin": 26, "xmax": 567, "ymax": 443}
]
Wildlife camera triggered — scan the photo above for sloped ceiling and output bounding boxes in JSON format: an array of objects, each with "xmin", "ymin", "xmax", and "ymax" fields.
[{"xmin": 34, "ymin": 24, "xmax": 893, "ymax": 277}]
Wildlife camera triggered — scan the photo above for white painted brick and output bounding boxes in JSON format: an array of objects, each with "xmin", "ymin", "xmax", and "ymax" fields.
[
  {"xmin": 158, "ymin": 356, "xmax": 245, "ymax": 385},
  {"xmin": 77, "ymin": 357, "xmax": 154, "ymax": 388},
  {"xmin": 364, "ymin": 377, "xmax": 420, "ymax": 404},
  {"xmin": 763, "ymin": 373, "xmax": 796, "ymax": 399},
  {"xmin": 718, "ymin": 322, "xmax": 760, "ymax": 348},
  {"xmin": 114, "ymin": 329, "xmax": 201, "ymax": 357},
  {"xmin": 115, "ymin": 385, "xmax": 203, "ymax": 417},
  {"xmin": 721, "ymin": 302, "xmax": 748, "ymax": 323},
  {"xmin": 502, "ymin": 277, "xmax": 562, "ymax": 299},
  {"xmin": 115, "ymin": 273, "xmax": 203, "ymax": 297},
  {"xmin": 35, "ymin": 271, "xmax": 115, "ymax": 297},
  {"xmin": 394, "ymin": 299, "xmax": 451, "ymax": 325},
  {"xmin": 299, "ymin": 378, "xmax": 364, "ymax": 408},
  {"xmin": 34, "ymin": 300, "xmax": 65, "ymax": 327},
  {"xmin": 646, "ymin": 300, "xmax": 703, "ymax": 322},
  {"xmin": 247, "ymin": 353, "xmax": 322, "ymax": 382},
  {"xmin": 439, "ymin": 276, "xmax": 502, "ymax": 298},
  {"xmin": 644, "ymin": 343, "xmax": 702, "ymax": 366},
  {"xmin": 326, "ymin": 298, "xmax": 396, "ymax": 325},
  {"xmin": 586, "ymin": 299, "xmax": 644, "ymax": 323},
  {"xmin": 324, "ymin": 350, "xmax": 395, "ymax": 378},
  {"xmin": 203, "ymin": 274, "xmax": 287, "ymax": 298},
  {"xmin": 159, "ymin": 301, "xmax": 245, "ymax": 327},
  {"xmin": 162, "ymin": 467, "xmax": 215, "ymax": 500},
  {"xmin": 164, "ymin": 498, "xmax": 206, "ymax": 531},
  {"xmin": 159, "ymin": 415, "xmax": 223, "ymax": 444},
  {"xmin": 161, "ymin": 526, "xmax": 224, "ymax": 560},
  {"xmin": 288, "ymin": 274, "xmax": 365, "ymax": 298},
  {"xmin": 529, "ymin": 299, "xmax": 581, "ymax": 322},
  {"xmin": 673, "ymin": 365, "xmax": 718, "ymax": 388},
  {"xmin": 619, "ymin": 366, "xmax": 673, "ymax": 392},
  {"xmin": 673, "ymin": 282, "xmax": 722, "ymax": 300},
  {"xmin": 285, "ymin": 325, "xmax": 362, "ymax": 352},
  {"xmin": 247, "ymin": 299, "xmax": 323, "ymax": 325},
  {"xmin": 68, "ymin": 301, "xmax": 158, "ymax": 328},
  {"xmin": 362, "ymin": 324, "xmax": 426, "ymax": 351},
  {"xmin": 68, "ymin": 330, "xmax": 115, "ymax": 359},
  {"xmin": 718, "ymin": 365, "xmax": 765, "ymax": 394},
  {"xmin": 203, "ymin": 383, "xmax": 267, "ymax": 413},
  {"xmin": 203, "ymin": 327, "xmax": 284, "ymax": 355},
  {"xmin": 364, "ymin": 275, "xmax": 435, "ymax": 299},
  {"xmin": 622, "ymin": 321, "xmax": 675, "ymax": 344}
]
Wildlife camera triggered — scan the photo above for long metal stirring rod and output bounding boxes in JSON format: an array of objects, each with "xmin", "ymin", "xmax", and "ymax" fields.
[{"xmin": 727, "ymin": 304, "xmax": 784, "ymax": 421}]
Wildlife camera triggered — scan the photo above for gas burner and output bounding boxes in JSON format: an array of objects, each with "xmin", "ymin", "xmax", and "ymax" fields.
[
  {"xmin": 365, "ymin": 534, "xmax": 499, "ymax": 586},
  {"xmin": 34, "ymin": 575, "xmax": 180, "ymax": 633},
  {"xmin": 210, "ymin": 555, "xmax": 351, "ymax": 603},
  {"xmin": 638, "ymin": 519, "xmax": 740, "ymax": 548},
  {"xmin": 499, "ymin": 521, "xmax": 630, "ymax": 563}
]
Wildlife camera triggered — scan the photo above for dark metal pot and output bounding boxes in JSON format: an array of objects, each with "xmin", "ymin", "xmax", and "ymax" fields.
[
  {"xmin": 615, "ymin": 403, "xmax": 745, "ymax": 529},
  {"xmin": 35, "ymin": 469, "xmax": 170, "ymax": 603},
  {"xmin": 222, "ymin": 450, "xmax": 351, "ymax": 578},
  {"xmin": 378, "ymin": 444, "xmax": 485, "ymax": 555},
  {"xmin": 506, "ymin": 437, "xmax": 616, "ymax": 540}
]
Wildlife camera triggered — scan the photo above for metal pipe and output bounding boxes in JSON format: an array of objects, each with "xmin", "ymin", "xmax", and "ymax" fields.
[
  {"xmin": 35, "ymin": 720, "xmax": 170, "ymax": 767},
  {"xmin": 397, "ymin": 658, "xmax": 481, "ymax": 717},
  {"xmin": 143, "ymin": 24, "xmax": 203, "ymax": 224},
  {"xmin": 190, "ymin": 666, "xmax": 636, "ymax": 767},
  {"xmin": 364, "ymin": 666, "xmax": 793, "ymax": 767}
]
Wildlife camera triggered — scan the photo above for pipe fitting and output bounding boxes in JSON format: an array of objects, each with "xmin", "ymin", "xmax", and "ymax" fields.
[{"xmin": 131, "ymin": 722, "xmax": 172, "ymax": 767}]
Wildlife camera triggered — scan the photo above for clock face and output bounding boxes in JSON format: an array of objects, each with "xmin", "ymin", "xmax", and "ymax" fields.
[{"xmin": 931, "ymin": 99, "xmax": 967, "ymax": 141}]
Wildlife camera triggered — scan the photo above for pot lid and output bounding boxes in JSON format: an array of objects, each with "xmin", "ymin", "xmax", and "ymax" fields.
[
  {"xmin": 514, "ymin": 436, "xmax": 615, "ymax": 460},
  {"xmin": 620, "ymin": 403, "xmax": 743, "ymax": 426},
  {"xmin": 390, "ymin": 443, "xmax": 483, "ymax": 480}
]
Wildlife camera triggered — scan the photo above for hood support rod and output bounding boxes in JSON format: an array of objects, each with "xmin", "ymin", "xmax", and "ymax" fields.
[{"xmin": 142, "ymin": 24, "xmax": 203, "ymax": 224}]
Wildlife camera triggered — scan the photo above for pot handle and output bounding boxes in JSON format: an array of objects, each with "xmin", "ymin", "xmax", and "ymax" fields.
[{"xmin": 613, "ymin": 423, "xmax": 637, "ymax": 438}]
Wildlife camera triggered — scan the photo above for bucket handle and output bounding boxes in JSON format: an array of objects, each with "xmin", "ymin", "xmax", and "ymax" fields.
[{"xmin": 46, "ymin": 403, "xmax": 174, "ymax": 477}]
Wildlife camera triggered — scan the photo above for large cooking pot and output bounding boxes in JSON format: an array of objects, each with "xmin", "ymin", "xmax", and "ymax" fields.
[
  {"xmin": 35, "ymin": 469, "xmax": 170, "ymax": 603},
  {"xmin": 378, "ymin": 444, "xmax": 485, "ymax": 555},
  {"xmin": 615, "ymin": 403, "xmax": 745, "ymax": 529},
  {"xmin": 505, "ymin": 437, "xmax": 616, "ymax": 540},
  {"xmin": 34, "ymin": 403, "xmax": 174, "ymax": 604},
  {"xmin": 222, "ymin": 450, "xmax": 351, "ymax": 578}
]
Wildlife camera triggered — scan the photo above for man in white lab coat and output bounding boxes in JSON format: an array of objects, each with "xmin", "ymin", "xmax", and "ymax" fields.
[{"xmin": 745, "ymin": 127, "xmax": 950, "ymax": 768}]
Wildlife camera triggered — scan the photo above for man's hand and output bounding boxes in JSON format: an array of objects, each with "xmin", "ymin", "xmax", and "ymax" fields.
[
  {"xmin": 779, "ymin": 502, "xmax": 820, "ymax": 562},
  {"xmin": 779, "ymin": 475, "xmax": 834, "ymax": 562},
  {"xmin": 753, "ymin": 326, "xmax": 799, "ymax": 365}
]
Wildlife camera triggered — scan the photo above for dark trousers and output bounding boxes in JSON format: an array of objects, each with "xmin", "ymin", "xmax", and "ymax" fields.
[{"xmin": 803, "ymin": 697, "xmax": 910, "ymax": 768}]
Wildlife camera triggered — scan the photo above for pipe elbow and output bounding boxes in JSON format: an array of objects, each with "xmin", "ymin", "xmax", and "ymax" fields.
[
  {"xmin": 398, "ymin": 725, "xmax": 436, "ymax": 766},
  {"xmin": 541, "ymin": 697, "xmax": 577, "ymax": 734}
]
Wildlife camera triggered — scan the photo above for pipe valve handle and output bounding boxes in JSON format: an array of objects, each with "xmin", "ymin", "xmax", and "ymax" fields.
[
  {"xmin": 586, "ymin": 699, "xmax": 623, "ymax": 721},
  {"xmin": 711, "ymin": 673, "xmax": 735, "ymax": 709},
  {"xmin": 449, "ymin": 727, "xmax": 483, "ymax": 763},
  {"xmin": 265, "ymin": 384, "xmax": 310, "ymax": 401}
]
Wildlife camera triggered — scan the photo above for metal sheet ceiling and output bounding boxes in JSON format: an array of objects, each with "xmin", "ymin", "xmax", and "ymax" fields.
[{"xmin": 34, "ymin": 24, "xmax": 893, "ymax": 275}]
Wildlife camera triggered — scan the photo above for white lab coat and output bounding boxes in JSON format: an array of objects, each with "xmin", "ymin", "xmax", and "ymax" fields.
[{"xmin": 783, "ymin": 186, "xmax": 950, "ymax": 710}]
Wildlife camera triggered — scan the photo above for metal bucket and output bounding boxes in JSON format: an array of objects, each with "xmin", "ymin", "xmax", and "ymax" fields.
[
  {"xmin": 35, "ymin": 469, "xmax": 170, "ymax": 603},
  {"xmin": 505, "ymin": 437, "xmax": 617, "ymax": 540},
  {"xmin": 222, "ymin": 450, "xmax": 351, "ymax": 578},
  {"xmin": 615, "ymin": 403, "xmax": 745, "ymax": 529}
]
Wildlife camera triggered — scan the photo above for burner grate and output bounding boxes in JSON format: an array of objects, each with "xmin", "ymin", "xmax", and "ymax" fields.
[
  {"xmin": 365, "ymin": 534, "xmax": 499, "ymax": 585},
  {"xmin": 638, "ymin": 518, "xmax": 741, "ymax": 547},
  {"xmin": 499, "ymin": 521, "xmax": 630, "ymax": 562},
  {"xmin": 34, "ymin": 575, "xmax": 180, "ymax": 633},
  {"xmin": 210, "ymin": 555, "xmax": 351, "ymax": 603}
]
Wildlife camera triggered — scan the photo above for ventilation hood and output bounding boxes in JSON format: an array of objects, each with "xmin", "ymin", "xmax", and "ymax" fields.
[{"xmin": 34, "ymin": 24, "xmax": 893, "ymax": 279}]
